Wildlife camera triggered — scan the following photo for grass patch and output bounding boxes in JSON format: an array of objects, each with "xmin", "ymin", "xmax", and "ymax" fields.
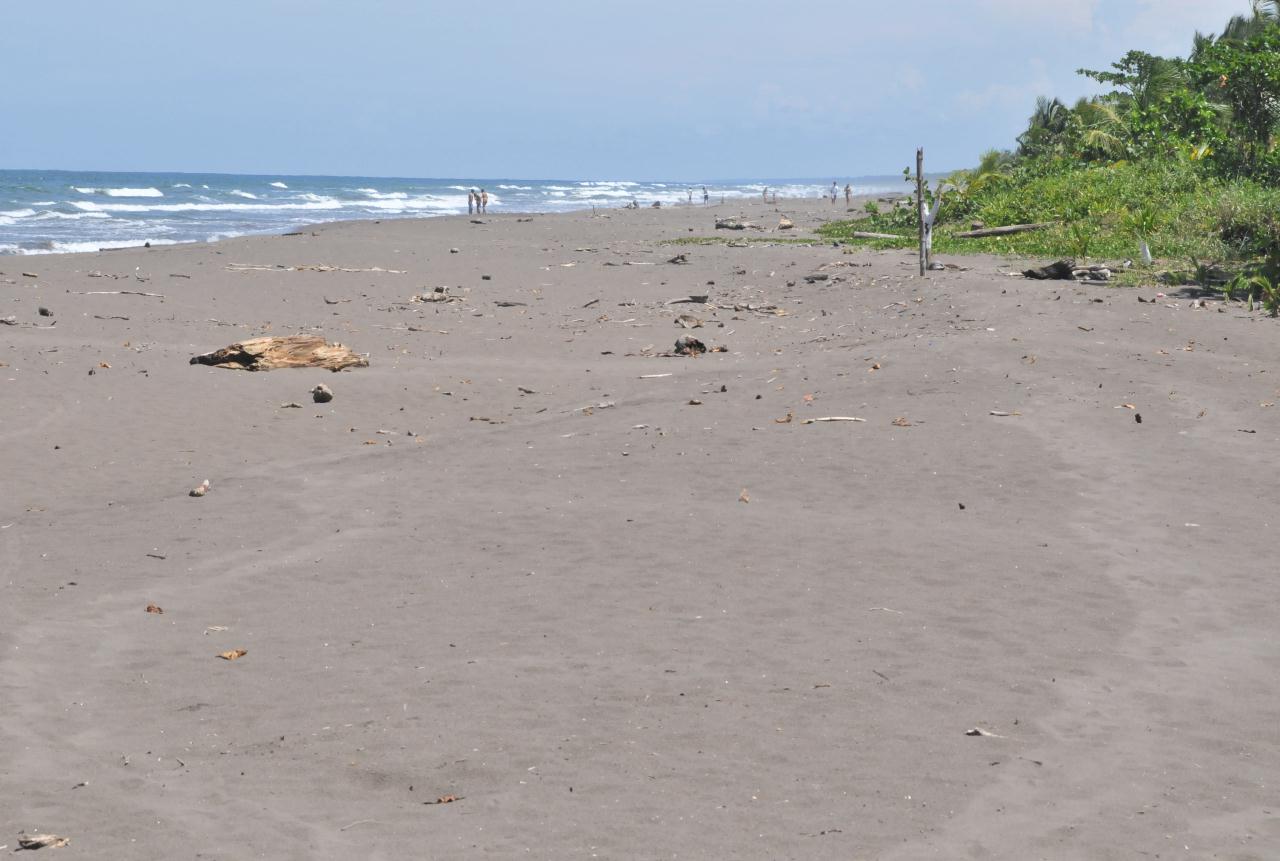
[{"xmin": 817, "ymin": 160, "xmax": 1280, "ymax": 269}]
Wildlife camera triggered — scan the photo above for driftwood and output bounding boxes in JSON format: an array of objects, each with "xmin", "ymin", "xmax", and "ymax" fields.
[
  {"xmin": 847, "ymin": 231, "xmax": 904, "ymax": 240},
  {"xmin": 190, "ymin": 335, "xmax": 368, "ymax": 372},
  {"xmin": 715, "ymin": 218, "xmax": 757, "ymax": 231},
  {"xmin": 955, "ymin": 222, "xmax": 1054, "ymax": 239}
]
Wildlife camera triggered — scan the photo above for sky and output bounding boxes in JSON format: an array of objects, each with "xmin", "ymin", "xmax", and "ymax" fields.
[{"xmin": 0, "ymin": 0, "xmax": 1254, "ymax": 180}]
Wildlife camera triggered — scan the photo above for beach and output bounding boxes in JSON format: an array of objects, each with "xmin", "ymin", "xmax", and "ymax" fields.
[{"xmin": 2, "ymin": 197, "xmax": 1278, "ymax": 858}]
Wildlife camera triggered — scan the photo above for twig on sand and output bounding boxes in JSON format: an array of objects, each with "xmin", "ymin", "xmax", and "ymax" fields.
[
  {"xmin": 72, "ymin": 290, "xmax": 165, "ymax": 298},
  {"xmin": 801, "ymin": 416, "xmax": 866, "ymax": 424},
  {"xmin": 225, "ymin": 263, "xmax": 407, "ymax": 274},
  {"xmin": 339, "ymin": 819, "xmax": 380, "ymax": 832},
  {"xmin": 868, "ymin": 607, "xmax": 903, "ymax": 614}
]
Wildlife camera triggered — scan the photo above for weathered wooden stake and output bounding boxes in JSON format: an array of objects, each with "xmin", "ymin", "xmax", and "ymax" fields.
[{"xmin": 916, "ymin": 147, "xmax": 926, "ymax": 276}]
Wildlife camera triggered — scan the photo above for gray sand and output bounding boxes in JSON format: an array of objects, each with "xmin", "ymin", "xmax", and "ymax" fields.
[{"xmin": 2, "ymin": 198, "xmax": 1278, "ymax": 858}]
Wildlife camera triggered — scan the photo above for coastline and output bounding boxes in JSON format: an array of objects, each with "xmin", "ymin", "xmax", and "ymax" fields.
[{"xmin": 2, "ymin": 198, "xmax": 1278, "ymax": 857}]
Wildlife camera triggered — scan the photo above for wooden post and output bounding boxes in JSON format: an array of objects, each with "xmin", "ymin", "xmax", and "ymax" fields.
[{"xmin": 916, "ymin": 148, "xmax": 926, "ymax": 276}]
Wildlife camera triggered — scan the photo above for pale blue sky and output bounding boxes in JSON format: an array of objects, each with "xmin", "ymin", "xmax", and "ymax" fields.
[{"xmin": 0, "ymin": 0, "xmax": 1251, "ymax": 179}]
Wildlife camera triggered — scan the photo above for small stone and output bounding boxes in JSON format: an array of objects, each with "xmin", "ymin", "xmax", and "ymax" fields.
[
  {"xmin": 38, "ymin": 306, "xmax": 52, "ymax": 317},
  {"xmin": 312, "ymin": 384, "xmax": 334, "ymax": 404}
]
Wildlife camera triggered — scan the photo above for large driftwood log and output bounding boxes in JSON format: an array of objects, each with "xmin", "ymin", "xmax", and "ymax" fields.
[
  {"xmin": 955, "ymin": 222, "xmax": 1054, "ymax": 239},
  {"xmin": 190, "ymin": 335, "xmax": 368, "ymax": 372}
]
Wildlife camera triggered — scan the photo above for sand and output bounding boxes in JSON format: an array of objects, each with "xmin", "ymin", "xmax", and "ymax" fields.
[{"xmin": 2, "ymin": 197, "xmax": 1278, "ymax": 859}]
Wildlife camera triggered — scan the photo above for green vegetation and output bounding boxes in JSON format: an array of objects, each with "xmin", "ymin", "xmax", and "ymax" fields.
[{"xmin": 819, "ymin": 0, "xmax": 1280, "ymax": 293}]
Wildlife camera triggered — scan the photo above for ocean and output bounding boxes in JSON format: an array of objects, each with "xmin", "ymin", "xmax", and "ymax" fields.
[{"xmin": 0, "ymin": 170, "xmax": 904, "ymax": 256}]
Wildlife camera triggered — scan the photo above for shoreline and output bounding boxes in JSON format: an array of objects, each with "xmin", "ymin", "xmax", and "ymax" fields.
[{"xmin": 3, "ymin": 200, "xmax": 1277, "ymax": 857}]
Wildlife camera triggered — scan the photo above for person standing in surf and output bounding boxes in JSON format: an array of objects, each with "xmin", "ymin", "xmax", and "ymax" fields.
[
  {"xmin": 468, "ymin": 189, "xmax": 476, "ymax": 215},
  {"xmin": 844, "ymin": 183, "xmax": 852, "ymax": 208},
  {"xmin": 480, "ymin": 189, "xmax": 489, "ymax": 213}
]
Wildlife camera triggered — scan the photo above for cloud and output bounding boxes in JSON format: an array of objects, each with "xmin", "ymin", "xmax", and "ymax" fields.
[
  {"xmin": 975, "ymin": 0, "xmax": 1099, "ymax": 33},
  {"xmin": 1125, "ymin": 0, "xmax": 1253, "ymax": 54}
]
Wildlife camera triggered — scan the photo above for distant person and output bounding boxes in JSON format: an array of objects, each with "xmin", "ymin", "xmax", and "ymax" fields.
[
  {"xmin": 702, "ymin": 186, "xmax": 709, "ymax": 205},
  {"xmin": 480, "ymin": 189, "xmax": 489, "ymax": 213},
  {"xmin": 762, "ymin": 187, "xmax": 768, "ymax": 202},
  {"xmin": 830, "ymin": 181, "xmax": 839, "ymax": 204},
  {"xmin": 468, "ymin": 190, "xmax": 475, "ymax": 215},
  {"xmin": 844, "ymin": 183, "xmax": 852, "ymax": 208},
  {"xmin": 687, "ymin": 189, "xmax": 693, "ymax": 205}
]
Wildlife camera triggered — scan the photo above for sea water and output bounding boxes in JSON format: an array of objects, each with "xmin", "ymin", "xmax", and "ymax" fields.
[{"xmin": 0, "ymin": 170, "xmax": 903, "ymax": 255}]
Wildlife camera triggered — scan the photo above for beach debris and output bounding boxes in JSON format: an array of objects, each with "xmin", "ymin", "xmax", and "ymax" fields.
[
  {"xmin": 674, "ymin": 336, "xmax": 707, "ymax": 356},
  {"xmin": 218, "ymin": 649, "xmax": 248, "ymax": 661},
  {"xmin": 667, "ymin": 253, "xmax": 689, "ymax": 264},
  {"xmin": 989, "ymin": 410, "xmax": 1021, "ymax": 417},
  {"xmin": 1135, "ymin": 413, "xmax": 1143, "ymax": 424},
  {"xmin": 639, "ymin": 373, "xmax": 672, "ymax": 379},
  {"xmin": 847, "ymin": 230, "xmax": 904, "ymax": 240},
  {"xmin": 37, "ymin": 307, "xmax": 52, "ymax": 317},
  {"xmin": 965, "ymin": 727, "xmax": 1004, "ymax": 737},
  {"xmin": 957, "ymin": 222, "xmax": 1053, "ymax": 239},
  {"xmin": 739, "ymin": 488, "xmax": 751, "ymax": 503},
  {"xmin": 803, "ymin": 273, "xmax": 830, "ymax": 283},
  {"xmin": 280, "ymin": 402, "xmax": 303, "ymax": 409},
  {"xmin": 778, "ymin": 216, "xmax": 794, "ymax": 230},
  {"xmin": 1021, "ymin": 259, "xmax": 1076, "ymax": 280},
  {"xmin": 16, "ymin": 833, "xmax": 70, "ymax": 850},
  {"xmin": 411, "ymin": 286, "xmax": 458, "ymax": 303},
  {"xmin": 145, "ymin": 604, "xmax": 163, "ymax": 614},
  {"xmin": 892, "ymin": 417, "xmax": 913, "ymax": 427},
  {"xmin": 21, "ymin": 272, "xmax": 38, "ymax": 279},
  {"xmin": 190, "ymin": 335, "xmax": 368, "ymax": 372},
  {"xmin": 674, "ymin": 314, "xmax": 703, "ymax": 329},
  {"xmin": 0, "ymin": 316, "xmax": 16, "ymax": 326},
  {"xmin": 312, "ymin": 383, "xmax": 334, "ymax": 404},
  {"xmin": 517, "ymin": 386, "xmax": 536, "ymax": 395},
  {"xmin": 225, "ymin": 263, "xmax": 406, "ymax": 274},
  {"xmin": 775, "ymin": 410, "xmax": 794, "ymax": 424},
  {"xmin": 687, "ymin": 399, "xmax": 703, "ymax": 406},
  {"xmin": 189, "ymin": 480, "xmax": 210, "ymax": 498},
  {"xmin": 70, "ymin": 289, "xmax": 165, "ymax": 298},
  {"xmin": 424, "ymin": 794, "xmax": 463, "ymax": 805},
  {"xmin": 449, "ymin": 247, "xmax": 460, "ymax": 254},
  {"xmin": 802, "ymin": 416, "xmax": 866, "ymax": 424},
  {"xmin": 715, "ymin": 217, "xmax": 755, "ymax": 230},
  {"xmin": 665, "ymin": 295, "xmax": 709, "ymax": 305},
  {"xmin": 494, "ymin": 300, "xmax": 528, "ymax": 307},
  {"xmin": 1073, "ymin": 265, "xmax": 1112, "ymax": 281}
]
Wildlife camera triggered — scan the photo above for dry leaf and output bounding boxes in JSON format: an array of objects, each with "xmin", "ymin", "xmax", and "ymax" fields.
[
  {"xmin": 774, "ymin": 411, "xmax": 794, "ymax": 424},
  {"xmin": 217, "ymin": 649, "xmax": 248, "ymax": 661},
  {"xmin": 145, "ymin": 604, "xmax": 163, "ymax": 615},
  {"xmin": 739, "ymin": 488, "xmax": 750, "ymax": 503},
  {"xmin": 891, "ymin": 417, "xmax": 912, "ymax": 427},
  {"xmin": 98, "ymin": 362, "xmax": 111, "ymax": 369},
  {"xmin": 18, "ymin": 834, "xmax": 71, "ymax": 850}
]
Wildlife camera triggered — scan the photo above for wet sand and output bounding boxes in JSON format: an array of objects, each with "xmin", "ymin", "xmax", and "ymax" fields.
[{"xmin": 2, "ymin": 197, "xmax": 1278, "ymax": 859}]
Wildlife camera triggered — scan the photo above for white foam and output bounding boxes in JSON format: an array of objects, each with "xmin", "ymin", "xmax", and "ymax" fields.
[
  {"xmin": 172, "ymin": 183, "xmax": 192, "ymax": 188},
  {"xmin": 31, "ymin": 201, "xmax": 55, "ymax": 206},
  {"xmin": 228, "ymin": 190, "xmax": 258, "ymax": 199},
  {"xmin": 269, "ymin": 181, "xmax": 288, "ymax": 189},
  {"xmin": 359, "ymin": 189, "xmax": 408, "ymax": 200},
  {"xmin": 16, "ymin": 238, "xmax": 183, "ymax": 255},
  {"xmin": 497, "ymin": 184, "xmax": 532, "ymax": 190},
  {"xmin": 33, "ymin": 210, "xmax": 111, "ymax": 221},
  {"xmin": 0, "ymin": 208, "xmax": 36, "ymax": 219},
  {"xmin": 72, "ymin": 186, "xmax": 165, "ymax": 197},
  {"xmin": 72, "ymin": 199, "xmax": 344, "ymax": 214}
]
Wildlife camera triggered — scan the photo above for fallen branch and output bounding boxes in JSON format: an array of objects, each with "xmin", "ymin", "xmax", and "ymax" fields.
[
  {"xmin": 846, "ymin": 231, "xmax": 904, "ymax": 240},
  {"xmin": 190, "ymin": 335, "xmax": 368, "ymax": 371},
  {"xmin": 802, "ymin": 416, "xmax": 866, "ymax": 424},
  {"xmin": 226, "ymin": 263, "xmax": 407, "ymax": 274},
  {"xmin": 72, "ymin": 290, "xmax": 165, "ymax": 298},
  {"xmin": 954, "ymin": 222, "xmax": 1054, "ymax": 239}
]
